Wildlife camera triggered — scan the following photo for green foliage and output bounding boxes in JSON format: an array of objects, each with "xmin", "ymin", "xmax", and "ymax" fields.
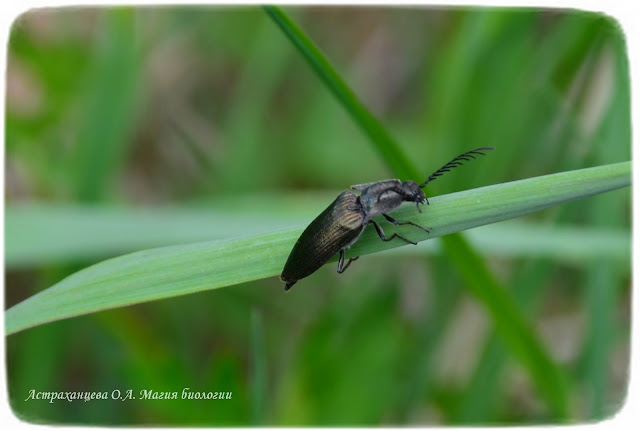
[
  {"xmin": 6, "ymin": 162, "xmax": 629, "ymax": 337},
  {"xmin": 5, "ymin": 6, "xmax": 630, "ymax": 426}
]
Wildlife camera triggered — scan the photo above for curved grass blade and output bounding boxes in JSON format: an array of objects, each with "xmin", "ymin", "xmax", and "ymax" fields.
[{"xmin": 6, "ymin": 161, "xmax": 630, "ymax": 337}]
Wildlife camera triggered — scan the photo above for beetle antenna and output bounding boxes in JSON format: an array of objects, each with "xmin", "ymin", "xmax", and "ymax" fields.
[{"xmin": 419, "ymin": 147, "xmax": 494, "ymax": 188}]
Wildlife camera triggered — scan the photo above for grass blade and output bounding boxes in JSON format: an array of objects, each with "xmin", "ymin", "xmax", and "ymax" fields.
[
  {"xmin": 71, "ymin": 9, "xmax": 141, "ymax": 202},
  {"xmin": 6, "ymin": 204, "xmax": 629, "ymax": 269},
  {"xmin": 5, "ymin": 161, "xmax": 630, "ymax": 336},
  {"xmin": 4, "ymin": 197, "xmax": 330, "ymax": 269},
  {"xmin": 250, "ymin": 309, "xmax": 267, "ymax": 425},
  {"xmin": 443, "ymin": 234, "xmax": 569, "ymax": 419},
  {"xmin": 263, "ymin": 5, "xmax": 419, "ymax": 180}
]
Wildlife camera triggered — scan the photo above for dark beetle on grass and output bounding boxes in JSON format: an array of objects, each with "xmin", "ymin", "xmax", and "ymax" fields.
[{"xmin": 281, "ymin": 147, "xmax": 494, "ymax": 290}]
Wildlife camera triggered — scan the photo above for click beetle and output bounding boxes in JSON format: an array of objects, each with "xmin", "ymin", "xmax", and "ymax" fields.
[{"xmin": 281, "ymin": 147, "xmax": 493, "ymax": 290}]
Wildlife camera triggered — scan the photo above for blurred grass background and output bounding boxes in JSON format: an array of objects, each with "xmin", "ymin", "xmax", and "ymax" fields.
[{"xmin": 4, "ymin": 6, "xmax": 630, "ymax": 425}]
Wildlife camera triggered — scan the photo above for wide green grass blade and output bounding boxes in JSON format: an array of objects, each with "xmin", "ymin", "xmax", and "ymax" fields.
[
  {"xmin": 6, "ymin": 203, "xmax": 629, "ymax": 269},
  {"xmin": 5, "ymin": 161, "xmax": 630, "ymax": 336},
  {"xmin": 4, "ymin": 194, "xmax": 335, "ymax": 269}
]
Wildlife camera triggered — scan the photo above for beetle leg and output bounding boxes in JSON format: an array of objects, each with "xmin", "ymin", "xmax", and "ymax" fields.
[
  {"xmin": 370, "ymin": 220, "xmax": 417, "ymax": 245},
  {"xmin": 337, "ymin": 249, "xmax": 360, "ymax": 274},
  {"xmin": 382, "ymin": 213, "xmax": 431, "ymax": 234}
]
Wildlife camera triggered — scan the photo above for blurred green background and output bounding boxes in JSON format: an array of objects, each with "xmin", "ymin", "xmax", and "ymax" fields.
[{"xmin": 5, "ymin": 6, "xmax": 630, "ymax": 425}]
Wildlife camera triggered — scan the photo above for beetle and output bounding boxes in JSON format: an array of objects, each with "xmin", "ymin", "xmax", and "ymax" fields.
[{"xmin": 280, "ymin": 146, "xmax": 493, "ymax": 290}]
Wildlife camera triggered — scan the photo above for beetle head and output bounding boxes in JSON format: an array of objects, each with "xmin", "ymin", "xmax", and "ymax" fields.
[{"xmin": 402, "ymin": 181, "xmax": 427, "ymax": 212}]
